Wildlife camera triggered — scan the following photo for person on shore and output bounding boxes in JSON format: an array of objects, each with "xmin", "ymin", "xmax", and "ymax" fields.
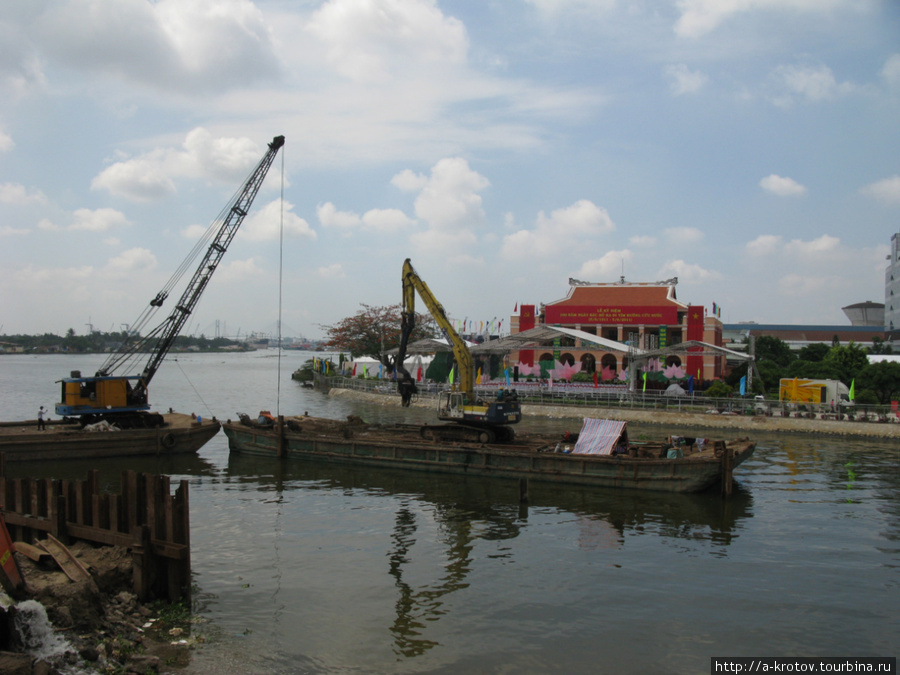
[{"xmin": 37, "ymin": 405, "xmax": 47, "ymax": 430}]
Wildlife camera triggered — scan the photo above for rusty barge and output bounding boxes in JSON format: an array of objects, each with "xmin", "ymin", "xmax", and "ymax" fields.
[
  {"xmin": 0, "ymin": 413, "xmax": 221, "ymax": 462},
  {"xmin": 223, "ymin": 414, "xmax": 755, "ymax": 494}
]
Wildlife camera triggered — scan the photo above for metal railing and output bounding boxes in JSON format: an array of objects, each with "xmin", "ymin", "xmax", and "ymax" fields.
[{"xmin": 321, "ymin": 375, "xmax": 900, "ymax": 423}]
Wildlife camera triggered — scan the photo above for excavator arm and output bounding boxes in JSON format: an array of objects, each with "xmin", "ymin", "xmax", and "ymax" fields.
[{"xmin": 398, "ymin": 258, "xmax": 473, "ymax": 400}]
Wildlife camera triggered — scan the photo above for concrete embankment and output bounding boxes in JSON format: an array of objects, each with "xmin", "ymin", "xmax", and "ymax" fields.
[{"xmin": 328, "ymin": 387, "xmax": 900, "ymax": 440}]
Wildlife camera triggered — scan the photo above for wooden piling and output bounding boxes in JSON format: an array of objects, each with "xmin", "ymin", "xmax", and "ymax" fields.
[{"xmin": 0, "ymin": 470, "xmax": 191, "ymax": 602}]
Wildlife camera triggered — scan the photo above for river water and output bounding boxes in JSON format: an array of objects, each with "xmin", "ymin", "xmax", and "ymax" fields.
[{"xmin": 1, "ymin": 351, "xmax": 898, "ymax": 674}]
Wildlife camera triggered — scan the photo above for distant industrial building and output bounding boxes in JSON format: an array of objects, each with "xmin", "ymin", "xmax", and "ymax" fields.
[{"xmin": 886, "ymin": 232, "xmax": 900, "ymax": 348}]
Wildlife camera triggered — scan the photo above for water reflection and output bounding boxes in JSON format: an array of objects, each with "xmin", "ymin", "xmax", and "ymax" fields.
[{"xmin": 223, "ymin": 453, "xmax": 753, "ymax": 659}]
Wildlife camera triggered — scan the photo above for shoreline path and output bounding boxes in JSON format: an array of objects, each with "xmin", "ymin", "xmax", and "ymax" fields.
[{"xmin": 328, "ymin": 388, "xmax": 900, "ymax": 440}]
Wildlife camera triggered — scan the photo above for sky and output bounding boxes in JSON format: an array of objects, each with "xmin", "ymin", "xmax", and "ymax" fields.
[{"xmin": 1, "ymin": 0, "xmax": 899, "ymax": 342}]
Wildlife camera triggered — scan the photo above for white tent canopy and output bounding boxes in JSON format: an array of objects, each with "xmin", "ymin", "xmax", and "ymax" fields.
[{"xmin": 470, "ymin": 325, "xmax": 643, "ymax": 355}]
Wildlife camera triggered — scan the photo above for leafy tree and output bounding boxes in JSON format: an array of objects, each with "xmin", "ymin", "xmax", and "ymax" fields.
[
  {"xmin": 703, "ymin": 380, "xmax": 733, "ymax": 397},
  {"xmin": 823, "ymin": 342, "xmax": 868, "ymax": 383},
  {"xmin": 320, "ymin": 304, "xmax": 439, "ymax": 365},
  {"xmin": 868, "ymin": 337, "xmax": 893, "ymax": 355},
  {"xmin": 798, "ymin": 343, "xmax": 830, "ymax": 362},
  {"xmin": 754, "ymin": 336, "xmax": 795, "ymax": 367},
  {"xmin": 755, "ymin": 360, "xmax": 784, "ymax": 393},
  {"xmin": 856, "ymin": 361, "xmax": 900, "ymax": 404},
  {"xmin": 785, "ymin": 360, "xmax": 841, "ymax": 381}
]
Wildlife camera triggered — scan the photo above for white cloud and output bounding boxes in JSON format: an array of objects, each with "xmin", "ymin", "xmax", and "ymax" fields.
[
  {"xmin": 92, "ymin": 156, "xmax": 177, "ymax": 202},
  {"xmin": 70, "ymin": 208, "xmax": 131, "ymax": 232},
  {"xmin": 361, "ymin": 208, "xmax": 415, "ymax": 233},
  {"xmin": 522, "ymin": 0, "xmax": 616, "ymax": 15},
  {"xmin": 239, "ymin": 200, "xmax": 316, "ymax": 242},
  {"xmin": 674, "ymin": 0, "xmax": 845, "ymax": 39},
  {"xmin": 305, "ymin": 0, "xmax": 468, "ymax": 83},
  {"xmin": 859, "ymin": 176, "xmax": 900, "ymax": 206},
  {"xmin": 34, "ymin": 0, "xmax": 280, "ymax": 94},
  {"xmin": 658, "ymin": 259, "xmax": 721, "ymax": 283},
  {"xmin": 746, "ymin": 233, "xmax": 840, "ymax": 258},
  {"xmin": 412, "ymin": 158, "xmax": 490, "ymax": 231},
  {"xmin": 769, "ymin": 63, "xmax": 854, "ymax": 106},
  {"xmin": 664, "ymin": 64, "xmax": 708, "ymax": 95},
  {"xmin": 746, "ymin": 234, "xmax": 782, "ymax": 256},
  {"xmin": 664, "ymin": 226, "xmax": 704, "ymax": 243},
  {"xmin": 316, "ymin": 263, "xmax": 346, "ymax": 279},
  {"xmin": 214, "ymin": 257, "xmax": 266, "ymax": 283},
  {"xmin": 0, "ymin": 225, "xmax": 30, "ymax": 237},
  {"xmin": 760, "ymin": 174, "xmax": 807, "ymax": 196},
  {"xmin": 883, "ymin": 54, "xmax": 900, "ymax": 91},
  {"xmin": 576, "ymin": 250, "xmax": 633, "ymax": 280},
  {"xmin": 0, "ymin": 182, "xmax": 47, "ymax": 205},
  {"xmin": 629, "ymin": 235, "xmax": 657, "ymax": 247},
  {"xmin": 501, "ymin": 199, "xmax": 615, "ymax": 260},
  {"xmin": 91, "ymin": 128, "xmax": 271, "ymax": 202},
  {"xmin": 318, "ymin": 202, "xmax": 361, "ymax": 230},
  {"xmin": 0, "ymin": 130, "xmax": 13, "ymax": 153},
  {"xmin": 103, "ymin": 247, "xmax": 157, "ymax": 278}
]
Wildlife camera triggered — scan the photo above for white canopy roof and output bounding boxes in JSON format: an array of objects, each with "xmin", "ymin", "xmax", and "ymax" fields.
[{"xmin": 469, "ymin": 325, "xmax": 643, "ymax": 355}]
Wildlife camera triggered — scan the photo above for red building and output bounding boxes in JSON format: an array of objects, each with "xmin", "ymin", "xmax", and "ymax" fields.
[{"xmin": 510, "ymin": 277, "xmax": 726, "ymax": 381}]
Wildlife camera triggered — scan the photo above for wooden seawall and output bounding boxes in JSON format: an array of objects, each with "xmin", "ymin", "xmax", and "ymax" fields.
[{"xmin": 0, "ymin": 468, "xmax": 190, "ymax": 602}]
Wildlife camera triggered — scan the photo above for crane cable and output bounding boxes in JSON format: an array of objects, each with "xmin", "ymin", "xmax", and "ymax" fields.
[{"xmin": 276, "ymin": 143, "xmax": 285, "ymax": 418}]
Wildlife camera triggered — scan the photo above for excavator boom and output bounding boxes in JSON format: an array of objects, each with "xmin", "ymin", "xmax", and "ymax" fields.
[{"xmin": 397, "ymin": 259, "xmax": 520, "ymax": 443}]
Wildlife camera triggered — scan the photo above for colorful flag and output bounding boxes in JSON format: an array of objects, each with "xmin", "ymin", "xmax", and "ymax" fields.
[
  {"xmin": 505, "ymin": 368, "xmax": 510, "ymax": 387},
  {"xmin": 593, "ymin": 372, "xmax": 598, "ymax": 388},
  {"xmin": 642, "ymin": 371, "xmax": 647, "ymax": 392},
  {"xmin": 849, "ymin": 379, "xmax": 855, "ymax": 401},
  {"xmin": 449, "ymin": 367, "xmax": 455, "ymax": 385},
  {"xmin": 476, "ymin": 368, "xmax": 482, "ymax": 384},
  {"xmin": 417, "ymin": 367, "xmax": 423, "ymax": 382},
  {"xmin": 740, "ymin": 375, "xmax": 746, "ymax": 396}
]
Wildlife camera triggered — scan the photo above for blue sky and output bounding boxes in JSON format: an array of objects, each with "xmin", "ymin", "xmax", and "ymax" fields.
[{"xmin": 1, "ymin": 0, "xmax": 898, "ymax": 341}]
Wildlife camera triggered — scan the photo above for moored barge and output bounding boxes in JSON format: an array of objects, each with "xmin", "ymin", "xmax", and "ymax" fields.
[{"xmin": 223, "ymin": 414, "xmax": 755, "ymax": 494}]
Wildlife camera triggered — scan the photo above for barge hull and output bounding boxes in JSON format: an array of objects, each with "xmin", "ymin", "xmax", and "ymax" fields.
[
  {"xmin": 0, "ymin": 413, "xmax": 221, "ymax": 462},
  {"xmin": 223, "ymin": 420, "xmax": 755, "ymax": 493}
]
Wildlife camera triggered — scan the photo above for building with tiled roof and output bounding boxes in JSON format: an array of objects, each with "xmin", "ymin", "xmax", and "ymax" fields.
[{"xmin": 510, "ymin": 276, "xmax": 725, "ymax": 381}]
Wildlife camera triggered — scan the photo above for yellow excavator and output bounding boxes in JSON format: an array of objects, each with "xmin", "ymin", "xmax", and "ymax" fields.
[{"xmin": 396, "ymin": 258, "xmax": 521, "ymax": 443}]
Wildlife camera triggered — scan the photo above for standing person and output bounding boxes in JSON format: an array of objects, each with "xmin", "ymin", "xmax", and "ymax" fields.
[{"xmin": 37, "ymin": 405, "xmax": 47, "ymax": 430}]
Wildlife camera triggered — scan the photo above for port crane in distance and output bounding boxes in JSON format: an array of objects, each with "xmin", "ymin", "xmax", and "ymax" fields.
[
  {"xmin": 396, "ymin": 258, "xmax": 521, "ymax": 444},
  {"xmin": 56, "ymin": 135, "xmax": 285, "ymax": 428}
]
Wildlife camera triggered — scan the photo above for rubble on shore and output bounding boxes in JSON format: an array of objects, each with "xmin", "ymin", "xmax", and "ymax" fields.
[{"xmin": 1, "ymin": 541, "xmax": 197, "ymax": 674}]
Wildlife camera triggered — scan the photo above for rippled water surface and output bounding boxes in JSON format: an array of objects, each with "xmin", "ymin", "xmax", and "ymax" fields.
[{"xmin": 2, "ymin": 352, "xmax": 898, "ymax": 674}]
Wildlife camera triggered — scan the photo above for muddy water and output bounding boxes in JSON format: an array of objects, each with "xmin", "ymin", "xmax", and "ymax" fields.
[{"xmin": 2, "ymin": 352, "xmax": 898, "ymax": 674}]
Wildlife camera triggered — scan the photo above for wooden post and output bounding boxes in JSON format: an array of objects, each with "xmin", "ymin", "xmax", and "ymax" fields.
[
  {"xmin": 132, "ymin": 524, "xmax": 151, "ymax": 601},
  {"xmin": 277, "ymin": 415, "xmax": 286, "ymax": 458},
  {"xmin": 721, "ymin": 444, "xmax": 734, "ymax": 498},
  {"xmin": 519, "ymin": 477, "xmax": 529, "ymax": 503}
]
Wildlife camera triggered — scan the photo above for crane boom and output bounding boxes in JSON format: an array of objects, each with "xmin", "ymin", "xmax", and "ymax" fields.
[{"xmin": 56, "ymin": 135, "xmax": 285, "ymax": 427}]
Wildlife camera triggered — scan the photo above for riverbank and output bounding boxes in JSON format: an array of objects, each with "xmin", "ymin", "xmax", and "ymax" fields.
[{"xmin": 328, "ymin": 388, "xmax": 900, "ymax": 439}]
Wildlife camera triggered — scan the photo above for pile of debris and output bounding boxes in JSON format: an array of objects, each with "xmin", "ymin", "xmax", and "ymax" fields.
[{"xmin": 1, "ymin": 540, "xmax": 196, "ymax": 674}]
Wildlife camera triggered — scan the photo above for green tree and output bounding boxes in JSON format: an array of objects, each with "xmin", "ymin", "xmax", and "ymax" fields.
[
  {"xmin": 856, "ymin": 361, "xmax": 900, "ymax": 404},
  {"xmin": 321, "ymin": 304, "xmax": 438, "ymax": 365},
  {"xmin": 824, "ymin": 342, "xmax": 868, "ymax": 383},
  {"xmin": 798, "ymin": 343, "xmax": 830, "ymax": 362},
  {"xmin": 868, "ymin": 337, "xmax": 893, "ymax": 355},
  {"xmin": 704, "ymin": 380, "xmax": 733, "ymax": 397},
  {"xmin": 754, "ymin": 336, "xmax": 795, "ymax": 367}
]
